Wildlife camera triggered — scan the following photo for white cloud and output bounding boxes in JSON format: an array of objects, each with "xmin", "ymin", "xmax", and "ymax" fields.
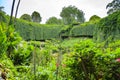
[{"xmin": 2, "ymin": 0, "xmax": 112, "ymax": 23}]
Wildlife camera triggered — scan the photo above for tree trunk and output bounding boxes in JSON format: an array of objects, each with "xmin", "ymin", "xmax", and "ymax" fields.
[
  {"xmin": 14, "ymin": 0, "xmax": 21, "ymax": 23},
  {"xmin": 9, "ymin": 0, "xmax": 15, "ymax": 25}
]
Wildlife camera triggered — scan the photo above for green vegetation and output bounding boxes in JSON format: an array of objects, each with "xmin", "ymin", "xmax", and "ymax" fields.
[
  {"xmin": 0, "ymin": 1, "xmax": 120, "ymax": 80},
  {"xmin": 31, "ymin": 11, "xmax": 42, "ymax": 23},
  {"xmin": 60, "ymin": 5, "xmax": 85, "ymax": 25},
  {"xmin": 94, "ymin": 11, "xmax": 120, "ymax": 43},
  {"xmin": 20, "ymin": 14, "xmax": 32, "ymax": 22},
  {"xmin": 14, "ymin": 19, "xmax": 63, "ymax": 40},
  {"xmin": 70, "ymin": 22, "xmax": 95, "ymax": 37},
  {"xmin": 64, "ymin": 39, "xmax": 120, "ymax": 80},
  {"xmin": 89, "ymin": 15, "xmax": 101, "ymax": 23},
  {"xmin": 46, "ymin": 16, "xmax": 62, "ymax": 25}
]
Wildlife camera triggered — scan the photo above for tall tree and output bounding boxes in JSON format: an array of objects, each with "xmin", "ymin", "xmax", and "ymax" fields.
[
  {"xmin": 106, "ymin": 0, "xmax": 120, "ymax": 14},
  {"xmin": 9, "ymin": 0, "xmax": 16, "ymax": 25},
  {"xmin": 60, "ymin": 5, "xmax": 85, "ymax": 25},
  {"xmin": 31, "ymin": 11, "xmax": 41, "ymax": 23},
  {"xmin": 46, "ymin": 16, "xmax": 62, "ymax": 25},
  {"xmin": 20, "ymin": 14, "xmax": 31, "ymax": 22}
]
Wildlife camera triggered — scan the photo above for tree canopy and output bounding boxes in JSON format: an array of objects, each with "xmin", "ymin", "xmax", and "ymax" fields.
[
  {"xmin": 20, "ymin": 14, "xmax": 31, "ymax": 22},
  {"xmin": 31, "ymin": 11, "xmax": 41, "ymax": 23},
  {"xmin": 46, "ymin": 16, "xmax": 62, "ymax": 25},
  {"xmin": 60, "ymin": 5, "xmax": 85, "ymax": 25},
  {"xmin": 89, "ymin": 15, "xmax": 101, "ymax": 23},
  {"xmin": 106, "ymin": 0, "xmax": 120, "ymax": 14}
]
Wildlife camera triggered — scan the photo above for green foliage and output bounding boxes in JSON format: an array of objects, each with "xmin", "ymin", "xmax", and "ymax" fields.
[
  {"xmin": 0, "ymin": 22, "xmax": 35, "ymax": 79},
  {"xmin": 20, "ymin": 14, "xmax": 32, "ymax": 22},
  {"xmin": 1, "ymin": 25, "xmax": 120, "ymax": 80},
  {"xmin": 0, "ymin": 23, "xmax": 7, "ymax": 55},
  {"xmin": 70, "ymin": 22, "xmax": 95, "ymax": 37},
  {"xmin": 0, "ymin": 55, "xmax": 17, "ymax": 80},
  {"xmin": 14, "ymin": 19, "xmax": 63, "ymax": 40},
  {"xmin": 31, "ymin": 11, "xmax": 41, "ymax": 23},
  {"xmin": 0, "ymin": 8, "xmax": 9, "ymax": 23},
  {"xmin": 0, "ymin": 11, "xmax": 6, "ymax": 22},
  {"xmin": 64, "ymin": 39, "xmax": 120, "ymax": 80},
  {"xmin": 94, "ymin": 11, "xmax": 120, "ymax": 43},
  {"xmin": 89, "ymin": 15, "xmax": 101, "ymax": 23},
  {"xmin": 12, "ymin": 41, "xmax": 34, "ymax": 65},
  {"xmin": 46, "ymin": 16, "xmax": 62, "ymax": 25},
  {"xmin": 106, "ymin": 0, "xmax": 120, "ymax": 14},
  {"xmin": 93, "ymin": 41, "xmax": 120, "ymax": 80},
  {"xmin": 61, "ymin": 38, "xmax": 86, "ymax": 48},
  {"xmin": 65, "ymin": 39, "xmax": 97, "ymax": 80},
  {"xmin": 5, "ymin": 25, "xmax": 33, "ymax": 65},
  {"xmin": 1, "ymin": 6, "xmax": 120, "ymax": 80},
  {"xmin": 60, "ymin": 5, "xmax": 85, "ymax": 25},
  {"xmin": 0, "ymin": 22, "xmax": 34, "ymax": 66},
  {"xmin": 59, "ymin": 25, "xmax": 73, "ymax": 37}
]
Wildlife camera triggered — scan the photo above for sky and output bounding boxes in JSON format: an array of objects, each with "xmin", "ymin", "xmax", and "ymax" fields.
[{"xmin": 0, "ymin": 0, "xmax": 112, "ymax": 23}]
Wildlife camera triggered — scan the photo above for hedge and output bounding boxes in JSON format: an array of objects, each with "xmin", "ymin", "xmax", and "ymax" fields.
[
  {"xmin": 70, "ymin": 22, "xmax": 95, "ymax": 37},
  {"xmin": 14, "ymin": 19, "xmax": 96, "ymax": 40},
  {"xmin": 14, "ymin": 19, "xmax": 63, "ymax": 40}
]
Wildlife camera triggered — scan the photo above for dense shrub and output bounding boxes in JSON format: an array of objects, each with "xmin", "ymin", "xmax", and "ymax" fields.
[
  {"xmin": 12, "ymin": 41, "xmax": 34, "ymax": 65},
  {"xmin": 0, "ymin": 23, "xmax": 32, "ymax": 79},
  {"xmin": 64, "ymin": 39, "xmax": 120, "ymax": 80},
  {"xmin": 0, "ymin": 22, "xmax": 34, "ymax": 65}
]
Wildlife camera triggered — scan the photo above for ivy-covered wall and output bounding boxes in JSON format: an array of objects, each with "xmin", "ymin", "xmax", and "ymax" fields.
[
  {"xmin": 70, "ymin": 22, "xmax": 95, "ymax": 37},
  {"xmin": 14, "ymin": 19, "xmax": 63, "ymax": 40}
]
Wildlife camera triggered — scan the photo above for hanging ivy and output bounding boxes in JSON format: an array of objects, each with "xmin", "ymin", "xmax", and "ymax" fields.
[{"xmin": 95, "ymin": 11, "xmax": 120, "ymax": 43}]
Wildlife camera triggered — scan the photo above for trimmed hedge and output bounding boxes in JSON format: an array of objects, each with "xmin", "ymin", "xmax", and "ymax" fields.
[
  {"xmin": 14, "ymin": 19, "xmax": 96, "ymax": 40},
  {"xmin": 70, "ymin": 23, "xmax": 95, "ymax": 37},
  {"xmin": 14, "ymin": 19, "xmax": 63, "ymax": 40}
]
